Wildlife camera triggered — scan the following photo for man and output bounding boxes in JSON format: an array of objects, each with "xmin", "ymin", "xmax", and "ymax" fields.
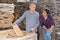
[{"xmin": 14, "ymin": 3, "xmax": 39, "ymax": 32}]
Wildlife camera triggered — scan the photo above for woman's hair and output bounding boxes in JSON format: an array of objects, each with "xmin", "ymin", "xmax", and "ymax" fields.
[{"xmin": 41, "ymin": 9, "xmax": 50, "ymax": 15}]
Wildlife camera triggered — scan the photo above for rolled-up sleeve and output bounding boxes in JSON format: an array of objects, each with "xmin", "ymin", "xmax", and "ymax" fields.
[
  {"xmin": 50, "ymin": 16, "xmax": 55, "ymax": 28},
  {"xmin": 14, "ymin": 11, "xmax": 26, "ymax": 24}
]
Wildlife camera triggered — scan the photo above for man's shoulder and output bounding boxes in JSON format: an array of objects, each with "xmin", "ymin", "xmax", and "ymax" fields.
[
  {"xmin": 35, "ymin": 11, "xmax": 39, "ymax": 15},
  {"xmin": 23, "ymin": 10, "xmax": 29, "ymax": 15}
]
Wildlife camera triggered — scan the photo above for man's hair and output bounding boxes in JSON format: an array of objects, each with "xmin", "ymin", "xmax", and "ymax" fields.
[{"xmin": 29, "ymin": 3, "xmax": 36, "ymax": 7}]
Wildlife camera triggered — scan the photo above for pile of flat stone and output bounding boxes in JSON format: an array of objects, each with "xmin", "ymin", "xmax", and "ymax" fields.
[
  {"xmin": 0, "ymin": 29, "xmax": 37, "ymax": 40},
  {"xmin": 0, "ymin": 3, "xmax": 14, "ymax": 29},
  {"xmin": 0, "ymin": 3, "xmax": 37, "ymax": 40}
]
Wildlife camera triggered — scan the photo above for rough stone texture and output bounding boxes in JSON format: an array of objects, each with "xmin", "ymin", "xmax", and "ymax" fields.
[
  {"xmin": 0, "ymin": 0, "xmax": 17, "ymax": 3},
  {"xmin": 0, "ymin": 4, "xmax": 14, "ymax": 29},
  {"xmin": 0, "ymin": 29, "xmax": 37, "ymax": 40}
]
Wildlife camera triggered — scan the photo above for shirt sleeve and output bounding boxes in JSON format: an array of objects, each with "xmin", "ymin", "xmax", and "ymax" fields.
[
  {"xmin": 49, "ymin": 16, "xmax": 55, "ymax": 30},
  {"xmin": 14, "ymin": 11, "xmax": 26, "ymax": 24},
  {"xmin": 50, "ymin": 15, "xmax": 55, "ymax": 27}
]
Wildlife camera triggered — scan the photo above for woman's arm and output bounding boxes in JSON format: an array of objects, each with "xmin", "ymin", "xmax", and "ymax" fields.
[{"xmin": 47, "ymin": 15, "xmax": 55, "ymax": 32}]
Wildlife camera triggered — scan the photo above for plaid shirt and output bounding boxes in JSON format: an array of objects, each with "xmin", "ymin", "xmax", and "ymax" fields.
[{"xmin": 39, "ymin": 14, "xmax": 55, "ymax": 29}]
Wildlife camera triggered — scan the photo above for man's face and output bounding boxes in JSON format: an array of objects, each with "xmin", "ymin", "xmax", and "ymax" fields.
[{"xmin": 29, "ymin": 5, "xmax": 36, "ymax": 12}]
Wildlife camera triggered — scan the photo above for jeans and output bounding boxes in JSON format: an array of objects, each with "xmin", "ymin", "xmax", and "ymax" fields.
[{"xmin": 42, "ymin": 28, "xmax": 53, "ymax": 40}]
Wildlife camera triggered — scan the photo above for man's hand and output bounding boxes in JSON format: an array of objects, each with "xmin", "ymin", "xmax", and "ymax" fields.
[{"xmin": 31, "ymin": 28, "xmax": 36, "ymax": 32}]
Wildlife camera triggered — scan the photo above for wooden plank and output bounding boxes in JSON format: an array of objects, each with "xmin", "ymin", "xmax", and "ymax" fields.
[{"xmin": 12, "ymin": 23, "xmax": 24, "ymax": 37}]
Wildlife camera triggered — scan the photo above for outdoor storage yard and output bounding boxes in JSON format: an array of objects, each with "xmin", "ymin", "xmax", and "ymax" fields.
[{"xmin": 0, "ymin": 0, "xmax": 60, "ymax": 40}]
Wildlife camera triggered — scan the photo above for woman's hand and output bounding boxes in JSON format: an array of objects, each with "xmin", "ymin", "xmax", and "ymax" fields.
[
  {"xmin": 46, "ymin": 28, "xmax": 50, "ymax": 32},
  {"xmin": 42, "ymin": 26, "xmax": 51, "ymax": 32},
  {"xmin": 46, "ymin": 26, "xmax": 54, "ymax": 32},
  {"xmin": 42, "ymin": 26, "xmax": 47, "ymax": 30}
]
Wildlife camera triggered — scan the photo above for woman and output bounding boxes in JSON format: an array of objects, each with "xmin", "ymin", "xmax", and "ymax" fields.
[{"xmin": 39, "ymin": 9, "xmax": 55, "ymax": 40}]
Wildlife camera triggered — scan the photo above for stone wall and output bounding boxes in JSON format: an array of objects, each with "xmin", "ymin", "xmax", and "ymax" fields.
[
  {"xmin": 0, "ymin": 29, "xmax": 37, "ymax": 40},
  {"xmin": 0, "ymin": 3, "xmax": 14, "ymax": 29}
]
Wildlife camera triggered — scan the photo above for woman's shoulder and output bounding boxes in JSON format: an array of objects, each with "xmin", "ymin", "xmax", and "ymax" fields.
[
  {"xmin": 48, "ymin": 15, "xmax": 54, "ymax": 20},
  {"xmin": 48, "ymin": 14, "xmax": 53, "ymax": 18}
]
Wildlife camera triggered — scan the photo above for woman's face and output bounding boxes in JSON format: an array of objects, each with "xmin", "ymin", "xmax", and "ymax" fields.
[{"xmin": 42, "ymin": 10, "xmax": 48, "ymax": 16}]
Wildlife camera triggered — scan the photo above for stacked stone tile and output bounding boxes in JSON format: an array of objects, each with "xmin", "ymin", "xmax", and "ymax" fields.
[
  {"xmin": 0, "ymin": 29, "xmax": 37, "ymax": 40},
  {"xmin": 53, "ymin": 0, "xmax": 60, "ymax": 40},
  {"xmin": 0, "ymin": 0, "xmax": 17, "ymax": 3},
  {"xmin": 0, "ymin": 3, "xmax": 14, "ymax": 29}
]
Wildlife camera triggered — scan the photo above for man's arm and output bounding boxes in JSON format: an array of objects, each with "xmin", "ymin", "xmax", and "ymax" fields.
[
  {"xmin": 34, "ymin": 13, "xmax": 39, "ymax": 29},
  {"xmin": 14, "ymin": 11, "xmax": 26, "ymax": 24}
]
